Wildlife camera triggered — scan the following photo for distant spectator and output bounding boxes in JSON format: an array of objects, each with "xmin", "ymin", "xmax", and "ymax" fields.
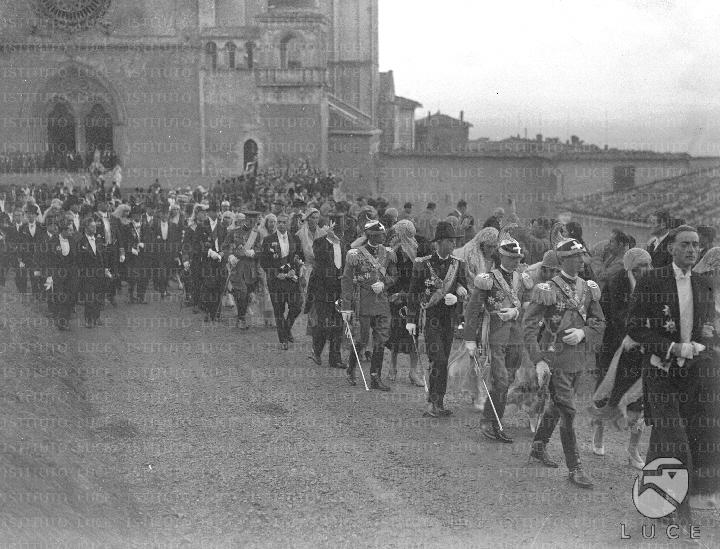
[
  {"xmin": 449, "ymin": 199, "xmax": 475, "ymax": 244},
  {"xmin": 590, "ymin": 229, "xmax": 632, "ymax": 289},
  {"xmin": 564, "ymin": 221, "xmax": 596, "ymax": 281},
  {"xmin": 645, "ymin": 209, "xmax": 672, "ymax": 268},
  {"xmin": 483, "ymin": 207, "xmax": 505, "ymax": 230},
  {"xmin": 697, "ymin": 225, "xmax": 717, "ymax": 261},
  {"xmin": 398, "ymin": 202, "xmax": 414, "ymax": 223},
  {"xmin": 383, "ymin": 207, "xmax": 399, "ymax": 229},
  {"xmin": 415, "ymin": 202, "xmax": 439, "ymax": 241}
]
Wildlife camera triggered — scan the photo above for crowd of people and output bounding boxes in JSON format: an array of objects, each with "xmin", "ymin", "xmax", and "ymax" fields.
[{"xmin": 0, "ymin": 171, "xmax": 719, "ymax": 528}]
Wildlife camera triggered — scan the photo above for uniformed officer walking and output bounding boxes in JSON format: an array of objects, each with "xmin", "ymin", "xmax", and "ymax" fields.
[
  {"xmin": 464, "ymin": 238, "xmax": 533, "ymax": 441},
  {"xmin": 340, "ymin": 220, "xmax": 397, "ymax": 390},
  {"xmin": 406, "ymin": 221, "xmax": 468, "ymax": 417},
  {"xmin": 524, "ymin": 238, "xmax": 605, "ymax": 488}
]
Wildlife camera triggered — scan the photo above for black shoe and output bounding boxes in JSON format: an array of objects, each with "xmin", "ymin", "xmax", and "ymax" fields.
[
  {"xmin": 287, "ymin": 334, "xmax": 294, "ymax": 343},
  {"xmin": 529, "ymin": 441, "xmax": 559, "ymax": 468},
  {"xmin": 482, "ymin": 424, "xmax": 513, "ymax": 443},
  {"xmin": 423, "ymin": 403, "xmax": 439, "ymax": 418},
  {"xmin": 370, "ymin": 374, "xmax": 391, "ymax": 392},
  {"xmin": 330, "ymin": 362, "xmax": 346, "ymax": 369},
  {"xmin": 281, "ymin": 342, "xmax": 289, "ymax": 351},
  {"xmin": 309, "ymin": 353, "xmax": 322, "ymax": 366},
  {"xmin": 437, "ymin": 404, "xmax": 453, "ymax": 417},
  {"xmin": 568, "ymin": 467, "xmax": 594, "ymax": 489},
  {"xmin": 346, "ymin": 368, "xmax": 357, "ymax": 386}
]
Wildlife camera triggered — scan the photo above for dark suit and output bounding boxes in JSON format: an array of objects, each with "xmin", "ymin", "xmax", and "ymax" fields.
[
  {"xmin": 94, "ymin": 212, "xmax": 121, "ymax": 302},
  {"xmin": 647, "ymin": 234, "xmax": 672, "ymax": 269},
  {"xmin": 41, "ymin": 235, "xmax": 76, "ymax": 326},
  {"xmin": 627, "ymin": 265, "xmax": 715, "ymax": 514},
  {"xmin": 6, "ymin": 223, "xmax": 28, "ymax": 293},
  {"xmin": 147, "ymin": 221, "xmax": 182, "ymax": 295},
  {"xmin": 261, "ymin": 231, "xmax": 305, "ymax": 343},
  {"xmin": 304, "ymin": 237, "xmax": 345, "ymax": 365},
  {"xmin": 198, "ymin": 220, "xmax": 228, "ymax": 320},
  {"xmin": 75, "ymin": 233, "xmax": 106, "ymax": 325},
  {"xmin": 121, "ymin": 222, "xmax": 151, "ymax": 303}
]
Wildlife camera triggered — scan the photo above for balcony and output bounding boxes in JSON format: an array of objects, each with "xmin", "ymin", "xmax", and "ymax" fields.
[{"xmin": 255, "ymin": 68, "xmax": 327, "ymax": 87}]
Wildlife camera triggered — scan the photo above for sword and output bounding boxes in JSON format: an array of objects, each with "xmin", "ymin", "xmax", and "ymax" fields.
[
  {"xmin": 471, "ymin": 352, "xmax": 503, "ymax": 431},
  {"xmin": 335, "ymin": 300, "xmax": 369, "ymax": 391},
  {"xmin": 532, "ymin": 377, "xmax": 550, "ymax": 434},
  {"xmin": 399, "ymin": 305, "xmax": 429, "ymax": 393}
]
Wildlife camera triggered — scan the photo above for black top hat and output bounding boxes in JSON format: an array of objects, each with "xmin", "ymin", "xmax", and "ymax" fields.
[
  {"xmin": 130, "ymin": 205, "xmax": 143, "ymax": 217},
  {"xmin": 432, "ymin": 221, "xmax": 456, "ymax": 242}
]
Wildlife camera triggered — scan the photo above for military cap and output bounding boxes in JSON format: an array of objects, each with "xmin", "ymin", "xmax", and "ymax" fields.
[
  {"xmin": 432, "ymin": 221, "xmax": 456, "ymax": 242},
  {"xmin": 498, "ymin": 238, "xmax": 523, "ymax": 257},
  {"xmin": 364, "ymin": 220, "xmax": 385, "ymax": 234},
  {"xmin": 555, "ymin": 238, "xmax": 587, "ymax": 258}
]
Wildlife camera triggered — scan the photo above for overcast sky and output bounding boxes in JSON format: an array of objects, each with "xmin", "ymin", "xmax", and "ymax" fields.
[{"xmin": 379, "ymin": 0, "xmax": 720, "ymax": 155}]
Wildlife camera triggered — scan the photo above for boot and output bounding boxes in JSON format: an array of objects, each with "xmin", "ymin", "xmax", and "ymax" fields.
[
  {"xmin": 423, "ymin": 402, "xmax": 439, "ymax": 418},
  {"xmin": 409, "ymin": 371, "xmax": 425, "ymax": 387},
  {"xmin": 482, "ymin": 423, "xmax": 513, "ymax": 443},
  {"xmin": 370, "ymin": 373, "xmax": 390, "ymax": 392},
  {"xmin": 437, "ymin": 396, "xmax": 452, "ymax": 417},
  {"xmin": 529, "ymin": 441, "xmax": 559, "ymax": 468},
  {"xmin": 568, "ymin": 466, "xmax": 593, "ymax": 489}
]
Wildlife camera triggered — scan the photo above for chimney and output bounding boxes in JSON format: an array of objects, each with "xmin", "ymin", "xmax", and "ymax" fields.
[
  {"xmin": 460, "ymin": 110, "xmax": 464, "ymax": 122},
  {"xmin": 536, "ymin": 133, "xmax": 542, "ymax": 142}
]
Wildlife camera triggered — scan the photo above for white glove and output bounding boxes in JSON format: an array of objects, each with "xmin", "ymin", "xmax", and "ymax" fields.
[
  {"xmin": 33, "ymin": 270, "xmax": 41, "ymax": 277},
  {"xmin": 702, "ymin": 323, "xmax": 715, "ymax": 339},
  {"xmin": 245, "ymin": 249, "xmax": 255, "ymax": 258},
  {"xmin": 670, "ymin": 342, "xmax": 694, "ymax": 360},
  {"xmin": 406, "ymin": 323, "xmax": 417, "ymax": 336},
  {"xmin": 183, "ymin": 260, "xmax": 190, "ymax": 270},
  {"xmin": 138, "ymin": 243, "xmax": 144, "ymax": 249},
  {"xmin": 229, "ymin": 254, "xmax": 239, "ymax": 267},
  {"xmin": 562, "ymin": 328, "xmax": 586, "ymax": 345},
  {"xmin": 18, "ymin": 261, "xmax": 24, "ymax": 268},
  {"xmin": 44, "ymin": 276, "xmax": 53, "ymax": 291},
  {"xmin": 536, "ymin": 361, "xmax": 551, "ymax": 386},
  {"xmin": 691, "ymin": 342, "xmax": 706, "ymax": 357},
  {"xmin": 444, "ymin": 293, "xmax": 458, "ymax": 306},
  {"xmin": 457, "ymin": 285, "xmax": 468, "ymax": 299},
  {"xmin": 371, "ymin": 281, "xmax": 384, "ymax": 294},
  {"xmin": 497, "ymin": 307, "xmax": 518, "ymax": 322},
  {"xmin": 341, "ymin": 310, "xmax": 352, "ymax": 324},
  {"xmin": 119, "ymin": 254, "xmax": 126, "ymax": 263},
  {"xmin": 465, "ymin": 340, "xmax": 477, "ymax": 356},
  {"xmin": 131, "ymin": 248, "xmax": 139, "ymax": 256},
  {"xmin": 104, "ymin": 269, "xmax": 112, "ymax": 278}
]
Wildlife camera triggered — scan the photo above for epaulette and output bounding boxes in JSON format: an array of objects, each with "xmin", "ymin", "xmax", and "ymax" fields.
[
  {"xmin": 586, "ymin": 279, "xmax": 601, "ymax": 301},
  {"xmin": 415, "ymin": 254, "xmax": 432, "ymax": 263},
  {"xmin": 474, "ymin": 272, "xmax": 493, "ymax": 290},
  {"xmin": 531, "ymin": 282, "xmax": 556, "ymax": 306},
  {"xmin": 346, "ymin": 249, "xmax": 359, "ymax": 265},
  {"xmin": 520, "ymin": 271, "xmax": 534, "ymax": 290}
]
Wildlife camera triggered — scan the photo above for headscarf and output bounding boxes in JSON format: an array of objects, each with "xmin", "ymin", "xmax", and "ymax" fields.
[
  {"xmin": 623, "ymin": 248, "xmax": 652, "ymax": 272},
  {"xmin": 455, "ymin": 226, "xmax": 499, "ymax": 278},
  {"xmin": 392, "ymin": 219, "xmax": 418, "ymax": 261},
  {"xmin": 694, "ymin": 246, "xmax": 720, "ymax": 273}
]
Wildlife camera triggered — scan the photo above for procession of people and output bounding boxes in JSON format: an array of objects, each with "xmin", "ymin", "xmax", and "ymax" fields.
[{"xmin": 1, "ymin": 172, "xmax": 719, "ymax": 529}]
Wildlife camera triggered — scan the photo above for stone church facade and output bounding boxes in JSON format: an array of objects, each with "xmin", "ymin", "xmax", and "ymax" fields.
[{"xmin": 0, "ymin": 0, "xmax": 382, "ymax": 190}]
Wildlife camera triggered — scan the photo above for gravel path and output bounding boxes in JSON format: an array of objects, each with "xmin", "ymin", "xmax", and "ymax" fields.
[{"xmin": 3, "ymin": 288, "xmax": 719, "ymax": 548}]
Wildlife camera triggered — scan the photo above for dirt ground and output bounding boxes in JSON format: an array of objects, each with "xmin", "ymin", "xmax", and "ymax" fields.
[{"xmin": 1, "ymin": 284, "xmax": 719, "ymax": 548}]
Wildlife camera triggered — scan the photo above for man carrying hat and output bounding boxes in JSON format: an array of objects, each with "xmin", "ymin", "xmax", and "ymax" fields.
[
  {"xmin": 523, "ymin": 238, "xmax": 605, "ymax": 488},
  {"xmin": 464, "ymin": 237, "xmax": 533, "ymax": 440},
  {"xmin": 340, "ymin": 219, "xmax": 397, "ymax": 390},
  {"xmin": 406, "ymin": 221, "xmax": 468, "ymax": 416},
  {"xmin": 121, "ymin": 204, "xmax": 151, "ymax": 304}
]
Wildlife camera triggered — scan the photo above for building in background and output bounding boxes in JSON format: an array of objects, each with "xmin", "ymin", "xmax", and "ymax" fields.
[{"xmin": 415, "ymin": 111, "xmax": 472, "ymax": 153}]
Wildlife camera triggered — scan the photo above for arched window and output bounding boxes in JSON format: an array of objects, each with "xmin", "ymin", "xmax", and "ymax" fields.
[
  {"xmin": 205, "ymin": 42, "xmax": 217, "ymax": 70},
  {"xmin": 245, "ymin": 42, "xmax": 255, "ymax": 69},
  {"xmin": 280, "ymin": 34, "xmax": 303, "ymax": 69},
  {"xmin": 226, "ymin": 42, "xmax": 237, "ymax": 69}
]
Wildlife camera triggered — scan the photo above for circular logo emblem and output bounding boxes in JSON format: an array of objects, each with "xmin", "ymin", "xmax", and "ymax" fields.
[{"xmin": 632, "ymin": 457, "xmax": 688, "ymax": 518}]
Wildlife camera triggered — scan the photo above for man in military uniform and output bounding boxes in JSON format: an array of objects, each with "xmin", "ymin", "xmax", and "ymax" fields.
[
  {"xmin": 222, "ymin": 212, "xmax": 262, "ymax": 329},
  {"xmin": 340, "ymin": 220, "xmax": 397, "ymax": 390},
  {"xmin": 464, "ymin": 238, "xmax": 534, "ymax": 440},
  {"xmin": 524, "ymin": 238, "xmax": 605, "ymax": 488},
  {"xmin": 406, "ymin": 221, "xmax": 468, "ymax": 416}
]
